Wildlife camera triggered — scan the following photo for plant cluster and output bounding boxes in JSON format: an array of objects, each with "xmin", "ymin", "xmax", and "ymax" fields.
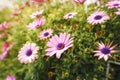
[{"xmin": 0, "ymin": 0, "xmax": 120, "ymax": 80}]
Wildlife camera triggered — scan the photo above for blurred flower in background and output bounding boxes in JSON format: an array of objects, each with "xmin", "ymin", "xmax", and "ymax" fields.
[
  {"xmin": 31, "ymin": 0, "xmax": 49, "ymax": 3},
  {"xmin": 30, "ymin": 9, "xmax": 44, "ymax": 19},
  {"xmin": 27, "ymin": 17, "xmax": 45, "ymax": 30},
  {"xmin": 10, "ymin": 10, "xmax": 21, "ymax": 18},
  {"xmin": 0, "ymin": 22, "xmax": 10, "ymax": 31},
  {"xmin": 63, "ymin": 12, "xmax": 77, "ymax": 19},
  {"xmin": 73, "ymin": 0, "xmax": 86, "ymax": 4},
  {"xmin": 0, "ymin": 41, "xmax": 13, "ymax": 60},
  {"xmin": 5, "ymin": 75, "xmax": 16, "ymax": 80},
  {"xmin": 0, "ymin": 33, "xmax": 6, "ymax": 38},
  {"xmin": 106, "ymin": 0, "xmax": 120, "ymax": 9}
]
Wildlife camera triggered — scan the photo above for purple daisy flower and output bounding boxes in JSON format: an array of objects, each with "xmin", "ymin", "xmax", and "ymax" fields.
[
  {"xmin": 31, "ymin": 0, "xmax": 48, "ymax": 3},
  {"xmin": 46, "ymin": 33, "xmax": 73, "ymax": 59},
  {"xmin": 18, "ymin": 43, "xmax": 39, "ymax": 64},
  {"xmin": 63, "ymin": 12, "xmax": 77, "ymax": 19},
  {"xmin": 5, "ymin": 75, "xmax": 16, "ymax": 80},
  {"xmin": 0, "ymin": 51, "xmax": 8, "ymax": 60},
  {"xmin": 10, "ymin": 10, "xmax": 21, "ymax": 18},
  {"xmin": 0, "ymin": 22, "xmax": 10, "ymax": 31},
  {"xmin": 106, "ymin": 0, "xmax": 120, "ymax": 9},
  {"xmin": 0, "ymin": 33, "xmax": 6, "ymax": 38},
  {"xmin": 39, "ymin": 28, "xmax": 53, "ymax": 40},
  {"xmin": 30, "ymin": 9, "xmax": 44, "ymax": 19},
  {"xmin": 87, "ymin": 11, "xmax": 110, "ymax": 25},
  {"xmin": 73, "ymin": 0, "xmax": 86, "ymax": 4},
  {"xmin": 27, "ymin": 17, "xmax": 45, "ymax": 30},
  {"xmin": 93, "ymin": 41, "xmax": 117, "ymax": 61},
  {"xmin": 0, "ymin": 41, "xmax": 13, "ymax": 60}
]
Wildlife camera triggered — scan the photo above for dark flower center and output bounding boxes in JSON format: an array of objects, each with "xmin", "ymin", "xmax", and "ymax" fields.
[
  {"xmin": 94, "ymin": 15, "xmax": 102, "ymax": 20},
  {"xmin": 113, "ymin": 4, "xmax": 119, "ymax": 6},
  {"xmin": 44, "ymin": 32, "xmax": 49, "ymax": 37},
  {"xmin": 101, "ymin": 47, "xmax": 111, "ymax": 54},
  {"xmin": 57, "ymin": 43, "xmax": 65, "ymax": 50},
  {"xmin": 68, "ymin": 14, "xmax": 72, "ymax": 16},
  {"xmin": 26, "ymin": 49, "xmax": 32, "ymax": 56}
]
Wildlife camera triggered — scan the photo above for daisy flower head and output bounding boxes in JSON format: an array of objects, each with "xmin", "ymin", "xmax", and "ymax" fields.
[
  {"xmin": 10, "ymin": 10, "xmax": 21, "ymax": 18},
  {"xmin": 39, "ymin": 28, "xmax": 53, "ymax": 40},
  {"xmin": 93, "ymin": 41, "xmax": 117, "ymax": 61},
  {"xmin": 46, "ymin": 33, "xmax": 73, "ymax": 59},
  {"xmin": 87, "ymin": 11, "xmax": 110, "ymax": 25},
  {"xmin": 0, "ymin": 41, "xmax": 13, "ymax": 60},
  {"xmin": 73, "ymin": 0, "xmax": 86, "ymax": 4},
  {"xmin": 31, "ymin": 0, "xmax": 49, "ymax": 3},
  {"xmin": 6, "ymin": 75, "xmax": 16, "ymax": 80},
  {"xmin": 27, "ymin": 17, "xmax": 45, "ymax": 30},
  {"xmin": 0, "ymin": 22, "xmax": 10, "ymax": 31},
  {"xmin": 0, "ymin": 52, "xmax": 8, "ymax": 60},
  {"xmin": 18, "ymin": 42, "xmax": 39, "ymax": 64},
  {"xmin": 30, "ymin": 9, "xmax": 44, "ymax": 19},
  {"xmin": 27, "ymin": 21, "xmax": 37, "ymax": 30},
  {"xmin": 0, "ymin": 33, "xmax": 6, "ymax": 38},
  {"xmin": 106, "ymin": 0, "xmax": 120, "ymax": 9},
  {"xmin": 63, "ymin": 12, "xmax": 77, "ymax": 19}
]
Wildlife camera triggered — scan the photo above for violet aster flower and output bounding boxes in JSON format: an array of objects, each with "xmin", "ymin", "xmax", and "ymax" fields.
[
  {"xmin": 87, "ymin": 11, "xmax": 110, "ymax": 25},
  {"xmin": 0, "ymin": 41, "xmax": 13, "ymax": 60},
  {"xmin": 93, "ymin": 42, "xmax": 117, "ymax": 61},
  {"xmin": 39, "ymin": 28, "xmax": 53, "ymax": 40},
  {"xmin": 106, "ymin": 0, "xmax": 120, "ymax": 9},
  {"xmin": 0, "ymin": 33, "xmax": 6, "ymax": 38},
  {"xmin": 18, "ymin": 43, "xmax": 39, "ymax": 64},
  {"xmin": 0, "ymin": 52, "xmax": 8, "ymax": 60},
  {"xmin": 27, "ymin": 17, "xmax": 45, "ymax": 30},
  {"xmin": 0, "ymin": 22, "xmax": 10, "ymax": 31},
  {"xmin": 73, "ymin": 0, "xmax": 86, "ymax": 4},
  {"xmin": 63, "ymin": 12, "xmax": 77, "ymax": 19},
  {"xmin": 115, "ymin": 8, "xmax": 120, "ymax": 15},
  {"xmin": 11, "ymin": 10, "xmax": 21, "ymax": 18},
  {"xmin": 30, "ymin": 9, "xmax": 44, "ymax": 19},
  {"xmin": 46, "ymin": 33, "xmax": 73, "ymax": 59},
  {"xmin": 5, "ymin": 75, "xmax": 16, "ymax": 80},
  {"xmin": 31, "ymin": 0, "xmax": 48, "ymax": 3}
]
